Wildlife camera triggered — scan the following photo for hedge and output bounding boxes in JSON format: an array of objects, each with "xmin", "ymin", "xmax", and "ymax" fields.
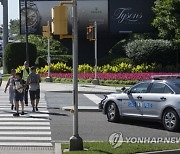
[
  {"xmin": 4, "ymin": 42, "xmax": 37, "ymax": 73},
  {"xmin": 125, "ymin": 39, "xmax": 178, "ymax": 65}
]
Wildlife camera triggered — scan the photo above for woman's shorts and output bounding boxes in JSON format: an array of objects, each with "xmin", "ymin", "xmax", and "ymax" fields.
[{"xmin": 14, "ymin": 92, "xmax": 24, "ymax": 102}]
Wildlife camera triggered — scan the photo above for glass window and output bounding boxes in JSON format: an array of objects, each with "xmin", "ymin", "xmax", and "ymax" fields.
[
  {"xmin": 130, "ymin": 83, "xmax": 150, "ymax": 93},
  {"xmin": 150, "ymin": 83, "xmax": 173, "ymax": 94},
  {"xmin": 164, "ymin": 86, "xmax": 174, "ymax": 94}
]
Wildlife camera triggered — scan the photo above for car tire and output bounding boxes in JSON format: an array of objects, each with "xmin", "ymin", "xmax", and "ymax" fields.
[
  {"xmin": 162, "ymin": 109, "xmax": 179, "ymax": 131},
  {"xmin": 106, "ymin": 102, "xmax": 120, "ymax": 122}
]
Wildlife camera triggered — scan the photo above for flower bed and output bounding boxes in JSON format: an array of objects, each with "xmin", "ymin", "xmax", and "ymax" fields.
[{"xmin": 40, "ymin": 72, "xmax": 180, "ymax": 80}]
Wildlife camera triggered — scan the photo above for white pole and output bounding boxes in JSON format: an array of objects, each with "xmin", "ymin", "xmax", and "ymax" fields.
[
  {"xmin": 47, "ymin": 38, "xmax": 50, "ymax": 77},
  {"xmin": 69, "ymin": 0, "xmax": 83, "ymax": 151}
]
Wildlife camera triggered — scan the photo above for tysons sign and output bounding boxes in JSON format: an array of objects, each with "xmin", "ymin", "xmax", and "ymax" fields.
[
  {"xmin": 110, "ymin": 0, "xmax": 155, "ymax": 34},
  {"xmin": 113, "ymin": 8, "xmax": 143, "ymax": 24}
]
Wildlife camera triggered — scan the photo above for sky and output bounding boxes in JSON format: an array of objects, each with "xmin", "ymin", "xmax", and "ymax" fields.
[{"xmin": 0, "ymin": 0, "xmax": 19, "ymax": 24}]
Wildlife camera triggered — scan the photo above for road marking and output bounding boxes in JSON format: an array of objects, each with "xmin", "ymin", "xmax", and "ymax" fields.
[
  {"xmin": 0, "ymin": 114, "xmax": 50, "ymax": 117},
  {"xmin": 0, "ymin": 131, "xmax": 51, "ymax": 135},
  {"xmin": 0, "ymin": 126, "xmax": 50, "ymax": 130},
  {"xmin": 0, "ymin": 122, "xmax": 50, "ymax": 125},
  {"xmin": 0, "ymin": 91, "xmax": 53, "ymax": 147},
  {"xmin": 0, "ymin": 136, "xmax": 51, "ymax": 141},
  {"xmin": 0, "ymin": 118, "xmax": 49, "ymax": 121},
  {"xmin": 83, "ymin": 94, "xmax": 102, "ymax": 105},
  {"xmin": 0, "ymin": 142, "xmax": 52, "ymax": 146}
]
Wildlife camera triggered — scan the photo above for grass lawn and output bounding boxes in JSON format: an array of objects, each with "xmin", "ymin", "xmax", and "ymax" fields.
[{"xmin": 61, "ymin": 142, "xmax": 180, "ymax": 154}]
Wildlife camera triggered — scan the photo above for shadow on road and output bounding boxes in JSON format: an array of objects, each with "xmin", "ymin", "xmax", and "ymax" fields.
[{"xmin": 116, "ymin": 118, "xmax": 167, "ymax": 131}]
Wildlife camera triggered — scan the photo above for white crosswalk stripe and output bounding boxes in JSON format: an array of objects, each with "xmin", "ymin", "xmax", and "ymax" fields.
[
  {"xmin": 0, "ymin": 90, "xmax": 52, "ymax": 147},
  {"xmin": 83, "ymin": 94, "xmax": 102, "ymax": 104}
]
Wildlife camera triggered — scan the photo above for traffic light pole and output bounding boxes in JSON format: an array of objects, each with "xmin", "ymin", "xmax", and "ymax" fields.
[
  {"xmin": 69, "ymin": 0, "xmax": 83, "ymax": 151},
  {"xmin": 46, "ymin": 38, "xmax": 52, "ymax": 81},
  {"xmin": 2, "ymin": 0, "xmax": 8, "ymax": 74},
  {"xmin": 25, "ymin": 0, "xmax": 29, "ymax": 63},
  {"xmin": 92, "ymin": 21, "xmax": 99, "ymax": 85}
]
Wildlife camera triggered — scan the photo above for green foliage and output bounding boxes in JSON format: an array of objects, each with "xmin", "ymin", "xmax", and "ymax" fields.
[
  {"xmin": 110, "ymin": 58, "xmax": 133, "ymax": 66},
  {"xmin": 35, "ymin": 55, "xmax": 72, "ymax": 67},
  {"xmin": 37, "ymin": 62, "xmax": 72, "ymax": 73},
  {"xmin": 9, "ymin": 19, "xmax": 23, "ymax": 40},
  {"xmin": 132, "ymin": 63, "xmax": 157, "ymax": 73},
  {"xmin": 152, "ymin": 0, "xmax": 180, "ymax": 42},
  {"xmin": 21, "ymin": 62, "xmax": 157, "ymax": 73},
  {"xmin": 78, "ymin": 64, "xmax": 94, "ymax": 73},
  {"xmin": 28, "ymin": 35, "xmax": 69, "ymax": 55},
  {"xmin": 4, "ymin": 42, "xmax": 37, "ymax": 73},
  {"xmin": 27, "ymin": 35, "xmax": 70, "ymax": 67},
  {"xmin": 125, "ymin": 39, "xmax": 176, "ymax": 65}
]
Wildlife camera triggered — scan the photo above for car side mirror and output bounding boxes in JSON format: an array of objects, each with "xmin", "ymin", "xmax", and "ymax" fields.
[
  {"xmin": 127, "ymin": 90, "xmax": 131, "ymax": 95},
  {"xmin": 121, "ymin": 87, "xmax": 126, "ymax": 92}
]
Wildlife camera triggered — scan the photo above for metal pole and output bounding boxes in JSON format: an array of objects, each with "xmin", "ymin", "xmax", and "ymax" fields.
[
  {"xmin": 92, "ymin": 21, "xmax": 99, "ymax": 85},
  {"xmin": 94, "ymin": 21, "xmax": 97, "ymax": 79},
  {"xmin": 45, "ymin": 38, "xmax": 52, "ymax": 82},
  {"xmin": 25, "ymin": 0, "xmax": 29, "ymax": 63},
  {"xmin": 2, "ymin": 0, "xmax": 8, "ymax": 73},
  {"xmin": 69, "ymin": 0, "xmax": 83, "ymax": 151},
  {"xmin": 47, "ymin": 38, "xmax": 50, "ymax": 77}
]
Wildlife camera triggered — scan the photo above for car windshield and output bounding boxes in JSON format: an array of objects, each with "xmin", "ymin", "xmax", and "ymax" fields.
[
  {"xmin": 175, "ymin": 83, "xmax": 180, "ymax": 89},
  {"xmin": 171, "ymin": 80, "xmax": 180, "ymax": 93}
]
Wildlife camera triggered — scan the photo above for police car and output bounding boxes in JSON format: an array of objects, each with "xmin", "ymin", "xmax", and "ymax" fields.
[{"xmin": 99, "ymin": 75, "xmax": 180, "ymax": 131}]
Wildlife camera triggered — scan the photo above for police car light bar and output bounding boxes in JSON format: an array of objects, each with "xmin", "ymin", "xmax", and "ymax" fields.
[{"xmin": 152, "ymin": 75, "xmax": 180, "ymax": 80}]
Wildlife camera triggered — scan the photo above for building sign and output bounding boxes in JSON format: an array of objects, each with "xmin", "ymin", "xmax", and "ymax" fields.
[
  {"xmin": 19, "ymin": 0, "xmax": 108, "ymax": 35},
  {"xmin": 19, "ymin": 0, "xmax": 155, "ymax": 35},
  {"xmin": 109, "ymin": 0, "xmax": 155, "ymax": 33}
]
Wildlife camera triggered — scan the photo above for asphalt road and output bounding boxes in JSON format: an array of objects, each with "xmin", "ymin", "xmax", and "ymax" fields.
[{"xmin": 45, "ymin": 92, "xmax": 180, "ymax": 142}]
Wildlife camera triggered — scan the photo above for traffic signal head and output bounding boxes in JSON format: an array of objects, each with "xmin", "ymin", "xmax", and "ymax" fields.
[
  {"xmin": 87, "ymin": 26, "xmax": 95, "ymax": 40},
  {"xmin": 51, "ymin": 6, "xmax": 68, "ymax": 35},
  {"xmin": 42, "ymin": 25, "xmax": 50, "ymax": 38}
]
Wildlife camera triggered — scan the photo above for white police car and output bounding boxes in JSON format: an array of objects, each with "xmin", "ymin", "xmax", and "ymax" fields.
[{"xmin": 99, "ymin": 75, "xmax": 180, "ymax": 131}]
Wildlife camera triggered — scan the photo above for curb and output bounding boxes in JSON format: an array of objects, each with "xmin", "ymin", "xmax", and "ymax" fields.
[
  {"xmin": 62, "ymin": 106, "xmax": 101, "ymax": 112},
  {"xmin": 138, "ymin": 149, "xmax": 180, "ymax": 154}
]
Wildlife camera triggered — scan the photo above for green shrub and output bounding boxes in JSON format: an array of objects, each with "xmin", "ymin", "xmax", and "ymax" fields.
[
  {"xmin": 78, "ymin": 64, "xmax": 94, "ymax": 73},
  {"xmin": 125, "ymin": 39, "xmax": 176, "ymax": 65},
  {"xmin": 110, "ymin": 57, "xmax": 133, "ymax": 66},
  {"xmin": 35, "ymin": 55, "xmax": 72, "ymax": 67},
  {"xmin": 4, "ymin": 42, "xmax": 37, "ymax": 73}
]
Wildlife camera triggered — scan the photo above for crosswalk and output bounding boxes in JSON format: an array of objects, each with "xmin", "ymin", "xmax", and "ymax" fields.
[
  {"xmin": 0, "ymin": 89, "xmax": 53, "ymax": 149},
  {"xmin": 83, "ymin": 94, "xmax": 103, "ymax": 105}
]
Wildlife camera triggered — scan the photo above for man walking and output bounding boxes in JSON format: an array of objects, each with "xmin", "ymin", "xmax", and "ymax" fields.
[
  {"xmin": 21, "ymin": 61, "xmax": 30, "ymax": 106},
  {"xmin": 26, "ymin": 66, "xmax": 41, "ymax": 112}
]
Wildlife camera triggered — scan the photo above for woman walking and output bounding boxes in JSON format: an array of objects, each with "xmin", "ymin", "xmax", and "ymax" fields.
[{"xmin": 4, "ymin": 69, "xmax": 16, "ymax": 110}]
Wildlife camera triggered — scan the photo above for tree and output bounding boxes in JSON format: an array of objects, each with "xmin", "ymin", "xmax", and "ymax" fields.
[
  {"xmin": 152, "ymin": 0, "xmax": 180, "ymax": 42},
  {"xmin": 9, "ymin": 19, "xmax": 19, "ymax": 35}
]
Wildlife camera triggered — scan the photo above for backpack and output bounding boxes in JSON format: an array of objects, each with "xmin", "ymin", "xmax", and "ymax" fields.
[{"xmin": 30, "ymin": 74, "xmax": 39, "ymax": 84}]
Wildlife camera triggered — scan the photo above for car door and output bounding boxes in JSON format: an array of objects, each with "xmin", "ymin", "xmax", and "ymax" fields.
[
  {"xmin": 120, "ymin": 82, "xmax": 151, "ymax": 117},
  {"xmin": 142, "ymin": 82, "xmax": 174, "ymax": 118}
]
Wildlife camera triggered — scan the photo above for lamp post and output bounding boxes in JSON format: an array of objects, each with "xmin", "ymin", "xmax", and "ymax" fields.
[
  {"xmin": 69, "ymin": 0, "xmax": 83, "ymax": 151},
  {"xmin": 1, "ymin": 0, "xmax": 8, "ymax": 74},
  {"xmin": 25, "ymin": 0, "xmax": 29, "ymax": 63},
  {"xmin": 92, "ymin": 21, "xmax": 99, "ymax": 85}
]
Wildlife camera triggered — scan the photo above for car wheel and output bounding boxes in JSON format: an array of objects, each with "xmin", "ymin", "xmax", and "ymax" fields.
[
  {"xmin": 106, "ymin": 102, "xmax": 119, "ymax": 122},
  {"xmin": 162, "ymin": 109, "xmax": 179, "ymax": 131}
]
